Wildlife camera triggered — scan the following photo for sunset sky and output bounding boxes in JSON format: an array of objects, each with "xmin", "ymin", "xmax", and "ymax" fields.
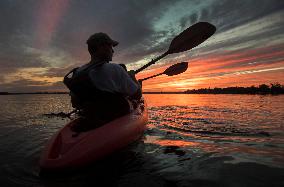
[{"xmin": 0, "ymin": 0, "xmax": 283, "ymax": 92}]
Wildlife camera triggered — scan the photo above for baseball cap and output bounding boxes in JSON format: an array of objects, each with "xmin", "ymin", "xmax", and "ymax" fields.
[{"xmin": 86, "ymin": 32, "xmax": 119, "ymax": 47}]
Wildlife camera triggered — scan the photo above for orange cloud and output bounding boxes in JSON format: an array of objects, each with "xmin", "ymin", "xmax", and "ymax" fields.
[{"xmin": 136, "ymin": 45, "xmax": 284, "ymax": 92}]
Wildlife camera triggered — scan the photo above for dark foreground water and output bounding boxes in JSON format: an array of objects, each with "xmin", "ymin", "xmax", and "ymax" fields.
[{"xmin": 0, "ymin": 94, "xmax": 283, "ymax": 187}]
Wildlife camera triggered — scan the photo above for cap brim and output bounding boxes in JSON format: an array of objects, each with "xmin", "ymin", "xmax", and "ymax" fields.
[{"xmin": 111, "ymin": 40, "xmax": 119, "ymax": 47}]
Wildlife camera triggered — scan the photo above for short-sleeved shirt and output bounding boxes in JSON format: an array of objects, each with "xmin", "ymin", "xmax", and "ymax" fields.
[{"xmin": 75, "ymin": 62, "xmax": 139, "ymax": 96}]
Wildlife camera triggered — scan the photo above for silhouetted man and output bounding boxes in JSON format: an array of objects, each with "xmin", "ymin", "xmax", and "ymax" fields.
[{"xmin": 64, "ymin": 33, "xmax": 142, "ymax": 130}]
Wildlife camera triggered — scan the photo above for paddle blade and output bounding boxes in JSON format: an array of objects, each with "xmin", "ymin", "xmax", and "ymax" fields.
[
  {"xmin": 168, "ymin": 22, "xmax": 216, "ymax": 54},
  {"xmin": 164, "ymin": 62, "xmax": 188, "ymax": 76}
]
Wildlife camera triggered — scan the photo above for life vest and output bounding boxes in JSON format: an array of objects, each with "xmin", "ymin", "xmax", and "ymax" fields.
[
  {"xmin": 63, "ymin": 62, "xmax": 104, "ymax": 100},
  {"xmin": 63, "ymin": 62, "xmax": 130, "ymax": 118}
]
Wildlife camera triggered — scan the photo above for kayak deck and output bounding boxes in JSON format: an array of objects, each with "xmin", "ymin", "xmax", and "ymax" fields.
[{"xmin": 40, "ymin": 101, "xmax": 148, "ymax": 171}]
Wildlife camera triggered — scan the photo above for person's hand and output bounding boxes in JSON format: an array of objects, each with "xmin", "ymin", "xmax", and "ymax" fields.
[
  {"xmin": 128, "ymin": 70, "xmax": 137, "ymax": 81},
  {"xmin": 128, "ymin": 70, "xmax": 142, "ymax": 88},
  {"xmin": 128, "ymin": 70, "xmax": 135, "ymax": 78},
  {"xmin": 138, "ymin": 80, "xmax": 143, "ymax": 88}
]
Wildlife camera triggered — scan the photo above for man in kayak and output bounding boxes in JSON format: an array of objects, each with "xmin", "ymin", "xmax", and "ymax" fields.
[{"xmin": 64, "ymin": 32, "xmax": 142, "ymax": 131}]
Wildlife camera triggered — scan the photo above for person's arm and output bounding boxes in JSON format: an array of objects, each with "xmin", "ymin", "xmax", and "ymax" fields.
[
  {"xmin": 112, "ymin": 64, "xmax": 142, "ymax": 100},
  {"xmin": 127, "ymin": 70, "xmax": 142, "ymax": 100},
  {"xmin": 129, "ymin": 86, "xmax": 142, "ymax": 100}
]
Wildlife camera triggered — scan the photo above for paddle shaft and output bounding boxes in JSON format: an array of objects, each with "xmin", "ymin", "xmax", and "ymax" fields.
[
  {"xmin": 139, "ymin": 72, "xmax": 164, "ymax": 81},
  {"xmin": 134, "ymin": 52, "xmax": 168, "ymax": 74},
  {"xmin": 139, "ymin": 62, "xmax": 188, "ymax": 82}
]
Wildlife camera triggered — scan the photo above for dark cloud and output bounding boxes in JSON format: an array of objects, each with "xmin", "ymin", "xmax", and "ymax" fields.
[
  {"xmin": 0, "ymin": 1, "xmax": 52, "ymax": 75},
  {"xmin": 0, "ymin": 1, "xmax": 37, "ymax": 42},
  {"xmin": 190, "ymin": 17, "xmax": 284, "ymax": 58},
  {"xmin": 190, "ymin": 14, "xmax": 198, "ymax": 26},
  {"xmin": 0, "ymin": 45, "xmax": 46, "ymax": 72},
  {"xmin": 120, "ymin": 0, "xmax": 284, "ymax": 65},
  {"xmin": 208, "ymin": 0, "xmax": 284, "ymax": 33},
  {"xmin": 42, "ymin": 66, "xmax": 76, "ymax": 78},
  {"xmin": 176, "ymin": 0, "xmax": 284, "ymax": 33},
  {"xmin": 49, "ymin": 0, "xmax": 180, "ymax": 63}
]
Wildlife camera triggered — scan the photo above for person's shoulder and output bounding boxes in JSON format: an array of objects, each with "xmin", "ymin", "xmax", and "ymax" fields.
[
  {"xmin": 104, "ymin": 63, "xmax": 120, "ymax": 68},
  {"xmin": 76, "ymin": 62, "xmax": 90, "ymax": 73},
  {"xmin": 104, "ymin": 63, "xmax": 125, "ymax": 71}
]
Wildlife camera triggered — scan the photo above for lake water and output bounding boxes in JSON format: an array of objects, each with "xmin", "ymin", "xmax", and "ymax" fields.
[{"xmin": 0, "ymin": 94, "xmax": 283, "ymax": 186}]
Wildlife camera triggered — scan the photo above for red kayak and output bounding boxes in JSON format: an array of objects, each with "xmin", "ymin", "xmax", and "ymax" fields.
[{"xmin": 39, "ymin": 101, "xmax": 148, "ymax": 171}]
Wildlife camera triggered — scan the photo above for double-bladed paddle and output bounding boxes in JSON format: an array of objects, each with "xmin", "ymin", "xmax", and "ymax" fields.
[{"xmin": 135, "ymin": 22, "xmax": 216, "ymax": 74}]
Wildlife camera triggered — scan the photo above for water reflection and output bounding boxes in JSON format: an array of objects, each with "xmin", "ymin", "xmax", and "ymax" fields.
[
  {"xmin": 144, "ymin": 135, "xmax": 284, "ymax": 166},
  {"xmin": 144, "ymin": 94, "xmax": 284, "ymax": 168},
  {"xmin": 0, "ymin": 94, "xmax": 283, "ymax": 186}
]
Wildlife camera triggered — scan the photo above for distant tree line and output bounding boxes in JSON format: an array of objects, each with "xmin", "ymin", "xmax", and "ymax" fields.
[
  {"xmin": 184, "ymin": 83, "xmax": 284, "ymax": 94},
  {"xmin": 1, "ymin": 83, "xmax": 284, "ymax": 95}
]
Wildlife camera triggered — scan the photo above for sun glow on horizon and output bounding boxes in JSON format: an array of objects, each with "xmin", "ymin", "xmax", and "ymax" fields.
[
  {"xmin": 137, "ymin": 53, "xmax": 284, "ymax": 92},
  {"xmin": 3, "ymin": 67, "xmax": 62, "ymax": 85}
]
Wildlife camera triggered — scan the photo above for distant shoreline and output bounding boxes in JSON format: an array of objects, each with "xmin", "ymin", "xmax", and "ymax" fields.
[
  {"xmin": 1, "ymin": 92, "xmax": 283, "ymax": 95},
  {"xmin": 1, "ymin": 83, "xmax": 283, "ymax": 95},
  {"xmin": 0, "ymin": 92, "xmax": 68, "ymax": 95}
]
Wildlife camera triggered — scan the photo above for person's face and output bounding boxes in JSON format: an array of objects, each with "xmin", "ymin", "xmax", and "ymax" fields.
[{"xmin": 96, "ymin": 43, "xmax": 114, "ymax": 61}]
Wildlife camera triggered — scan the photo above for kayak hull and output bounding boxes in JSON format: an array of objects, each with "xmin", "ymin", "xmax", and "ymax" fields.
[{"xmin": 39, "ymin": 101, "xmax": 148, "ymax": 171}]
